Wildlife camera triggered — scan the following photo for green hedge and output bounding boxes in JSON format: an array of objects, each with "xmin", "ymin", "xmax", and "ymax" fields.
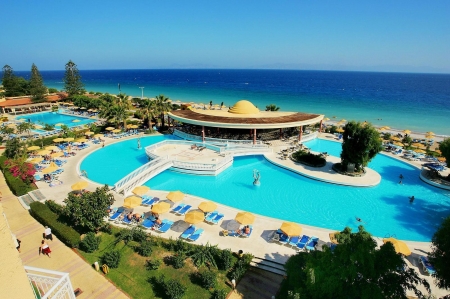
[
  {"xmin": 29, "ymin": 202, "xmax": 81, "ymax": 248},
  {"xmin": 0, "ymin": 156, "xmax": 36, "ymax": 196}
]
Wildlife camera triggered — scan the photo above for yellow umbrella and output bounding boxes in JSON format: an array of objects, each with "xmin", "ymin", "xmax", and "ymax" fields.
[
  {"xmin": 85, "ymin": 131, "xmax": 94, "ymax": 136},
  {"xmin": 390, "ymin": 136, "xmax": 401, "ymax": 142},
  {"xmin": 27, "ymin": 145, "xmax": 40, "ymax": 151},
  {"xmin": 426, "ymin": 131, "xmax": 435, "ymax": 135},
  {"xmin": 37, "ymin": 150, "xmax": 51, "ymax": 156},
  {"xmin": 30, "ymin": 157, "xmax": 44, "ymax": 164},
  {"xmin": 50, "ymin": 152, "xmax": 63, "ymax": 158},
  {"xmin": 94, "ymin": 134, "xmax": 103, "ymax": 138},
  {"xmin": 105, "ymin": 127, "xmax": 115, "ymax": 131},
  {"xmin": 392, "ymin": 141, "xmax": 404, "ymax": 147},
  {"xmin": 184, "ymin": 210, "xmax": 205, "ymax": 224},
  {"xmin": 377, "ymin": 127, "xmax": 386, "ymax": 131},
  {"xmin": 42, "ymin": 162, "xmax": 59, "ymax": 174},
  {"xmin": 235, "ymin": 211, "xmax": 255, "ymax": 225},
  {"xmin": 55, "ymin": 123, "xmax": 64, "ymax": 127},
  {"xmin": 132, "ymin": 185, "xmax": 150, "ymax": 196},
  {"xmin": 402, "ymin": 130, "xmax": 411, "ymax": 135},
  {"xmin": 7, "ymin": 123, "xmax": 16, "ymax": 128},
  {"xmin": 45, "ymin": 145, "xmax": 60, "ymax": 151},
  {"xmin": 112, "ymin": 129, "xmax": 121, "ymax": 133},
  {"xmin": 425, "ymin": 134, "xmax": 434, "ymax": 139},
  {"xmin": 323, "ymin": 117, "xmax": 330, "ymax": 121},
  {"xmin": 383, "ymin": 237, "xmax": 411, "ymax": 256},
  {"xmin": 336, "ymin": 128, "xmax": 345, "ymax": 133},
  {"xmin": 71, "ymin": 181, "xmax": 88, "ymax": 191},
  {"xmin": 72, "ymin": 119, "xmax": 80, "ymax": 123},
  {"xmin": 75, "ymin": 138, "xmax": 88, "ymax": 142},
  {"xmin": 198, "ymin": 201, "xmax": 217, "ymax": 213},
  {"xmin": 123, "ymin": 196, "xmax": 142, "ymax": 208},
  {"xmin": 166, "ymin": 191, "xmax": 185, "ymax": 202},
  {"xmin": 151, "ymin": 202, "xmax": 171, "ymax": 214},
  {"xmin": 329, "ymin": 232, "xmax": 340, "ymax": 245},
  {"xmin": 437, "ymin": 157, "xmax": 446, "ymax": 162},
  {"xmin": 53, "ymin": 138, "xmax": 64, "ymax": 143},
  {"xmin": 414, "ymin": 149, "xmax": 426, "ymax": 154},
  {"xmin": 64, "ymin": 137, "xmax": 74, "ymax": 142},
  {"xmin": 280, "ymin": 222, "xmax": 302, "ymax": 237},
  {"xmin": 383, "ymin": 126, "xmax": 391, "ymax": 130},
  {"xmin": 435, "ymin": 150, "xmax": 442, "ymax": 155},
  {"xmin": 126, "ymin": 124, "xmax": 133, "ymax": 129},
  {"xmin": 130, "ymin": 125, "xmax": 139, "ymax": 129},
  {"xmin": 412, "ymin": 143, "xmax": 426, "ymax": 149}
]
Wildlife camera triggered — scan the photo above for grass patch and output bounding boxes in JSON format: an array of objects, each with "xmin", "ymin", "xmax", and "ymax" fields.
[{"xmin": 78, "ymin": 227, "xmax": 232, "ymax": 299}]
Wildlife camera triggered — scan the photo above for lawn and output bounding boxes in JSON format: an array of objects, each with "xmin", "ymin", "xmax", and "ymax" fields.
[{"xmin": 78, "ymin": 227, "xmax": 233, "ymax": 299}]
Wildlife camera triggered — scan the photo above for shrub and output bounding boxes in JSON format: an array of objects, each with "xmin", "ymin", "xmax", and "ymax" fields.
[
  {"xmin": 198, "ymin": 269, "xmax": 217, "ymax": 289},
  {"xmin": 29, "ymin": 202, "xmax": 80, "ymax": 248},
  {"xmin": 211, "ymin": 289, "xmax": 228, "ymax": 299},
  {"xmin": 155, "ymin": 275, "xmax": 186, "ymax": 299},
  {"xmin": 145, "ymin": 258, "xmax": 162, "ymax": 270},
  {"xmin": 80, "ymin": 232, "xmax": 101, "ymax": 253},
  {"xmin": 291, "ymin": 149, "xmax": 326, "ymax": 167},
  {"xmin": 101, "ymin": 250, "xmax": 121, "ymax": 268},
  {"xmin": 171, "ymin": 253, "xmax": 186, "ymax": 269},
  {"xmin": 132, "ymin": 226, "xmax": 148, "ymax": 242},
  {"xmin": 45, "ymin": 200, "xmax": 64, "ymax": 215},
  {"xmin": 2, "ymin": 169, "xmax": 35, "ymax": 196},
  {"xmin": 228, "ymin": 254, "xmax": 253, "ymax": 282},
  {"xmin": 216, "ymin": 249, "xmax": 233, "ymax": 271},
  {"xmin": 137, "ymin": 239, "xmax": 153, "ymax": 257}
]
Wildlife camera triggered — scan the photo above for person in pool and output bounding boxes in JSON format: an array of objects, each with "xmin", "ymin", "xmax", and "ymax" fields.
[{"xmin": 409, "ymin": 196, "xmax": 415, "ymax": 203}]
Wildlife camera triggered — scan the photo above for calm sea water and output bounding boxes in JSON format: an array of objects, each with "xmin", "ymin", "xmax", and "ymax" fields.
[{"xmin": 15, "ymin": 69, "xmax": 450, "ymax": 135}]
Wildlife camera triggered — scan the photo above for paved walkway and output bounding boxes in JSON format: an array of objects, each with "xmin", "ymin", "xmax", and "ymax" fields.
[{"xmin": 0, "ymin": 174, "xmax": 129, "ymax": 299}]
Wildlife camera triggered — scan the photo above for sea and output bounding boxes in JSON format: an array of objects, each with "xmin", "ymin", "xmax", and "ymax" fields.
[{"xmin": 14, "ymin": 69, "xmax": 450, "ymax": 136}]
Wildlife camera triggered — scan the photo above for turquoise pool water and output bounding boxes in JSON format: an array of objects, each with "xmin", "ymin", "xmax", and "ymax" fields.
[
  {"xmin": 80, "ymin": 136, "xmax": 450, "ymax": 241},
  {"xmin": 17, "ymin": 111, "xmax": 95, "ymax": 128}
]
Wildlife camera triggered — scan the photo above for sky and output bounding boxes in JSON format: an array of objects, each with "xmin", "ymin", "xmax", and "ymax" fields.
[{"xmin": 1, "ymin": 1, "xmax": 449, "ymax": 73}]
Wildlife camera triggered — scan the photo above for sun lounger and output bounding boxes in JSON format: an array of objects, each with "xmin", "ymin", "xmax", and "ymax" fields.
[
  {"xmin": 240, "ymin": 226, "xmax": 253, "ymax": 238},
  {"xmin": 109, "ymin": 211, "xmax": 122, "ymax": 221},
  {"xmin": 296, "ymin": 235, "xmax": 310, "ymax": 251},
  {"xmin": 288, "ymin": 236, "xmax": 300, "ymax": 247},
  {"xmin": 141, "ymin": 217, "xmax": 155, "ymax": 229},
  {"xmin": 278, "ymin": 233, "xmax": 289, "ymax": 245},
  {"xmin": 156, "ymin": 220, "xmax": 174, "ymax": 233},
  {"xmin": 122, "ymin": 216, "xmax": 133, "ymax": 225},
  {"xmin": 225, "ymin": 230, "xmax": 239, "ymax": 237},
  {"xmin": 180, "ymin": 225, "xmax": 196, "ymax": 239},
  {"xmin": 419, "ymin": 256, "xmax": 436, "ymax": 275},
  {"xmin": 188, "ymin": 228, "xmax": 204, "ymax": 242},
  {"xmin": 171, "ymin": 203, "xmax": 186, "ymax": 213},
  {"xmin": 177, "ymin": 205, "xmax": 192, "ymax": 216},
  {"xmin": 210, "ymin": 213, "xmax": 224, "ymax": 225},
  {"xmin": 306, "ymin": 236, "xmax": 319, "ymax": 251},
  {"xmin": 204, "ymin": 211, "xmax": 218, "ymax": 223}
]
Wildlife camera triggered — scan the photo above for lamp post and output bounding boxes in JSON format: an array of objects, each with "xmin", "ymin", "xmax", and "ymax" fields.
[{"xmin": 139, "ymin": 87, "xmax": 145, "ymax": 100}]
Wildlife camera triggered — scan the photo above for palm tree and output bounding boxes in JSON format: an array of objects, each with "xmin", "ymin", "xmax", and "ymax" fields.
[
  {"xmin": 139, "ymin": 99, "xmax": 158, "ymax": 132},
  {"xmin": 17, "ymin": 122, "xmax": 35, "ymax": 138},
  {"xmin": 265, "ymin": 104, "xmax": 280, "ymax": 111},
  {"xmin": 154, "ymin": 94, "xmax": 173, "ymax": 130}
]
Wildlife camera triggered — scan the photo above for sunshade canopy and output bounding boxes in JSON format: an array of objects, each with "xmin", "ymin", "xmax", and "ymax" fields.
[
  {"xmin": 64, "ymin": 137, "xmax": 74, "ymax": 142},
  {"xmin": 75, "ymin": 138, "xmax": 87, "ymax": 142},
  {"xmin": 71, "ymin": 181, "xmax": 88, "ymax": 191},
  {"xmin": 94, "ymin": 134, "xmax": 103, "ymax": 138},
  {"xmin": 132, "ymin": 186, "xmax": 150, "ymax": 196},
  {"xmin": 45, "ymin": 145, "xmax": 60, "ymax": 151},
  {"xmin": 53, "ymin": 138, "xmax": 64, "ymax": 143},
  {"xmin": 37, "ymin": 150, "xmax": 51, "ymax": 156},
  {"xmin": 42, "ymin": 162, "xmax": 59, "ymax": 174},
  {"xmin": 198, "ymin": 201, "xmax": 217, "ymax": 213},
  {"xmin": 335, "ymin": 128, "xmax": 345, "ymax": 133},
  {"xmin": 85, "ymin": 131, "xmax": 94, "ymax": 135},
  {"xmin": 167, "ymin": 191, "xmax": 185, "ymax": 202},
  {"xmin": 402, "ymin": 130, "xmax": 411, "ymax": 134},
  {"xmin": 105, "ymin": 127, "xmax": 115, "ymax": 131},
  {"xmin": 280, "ymin": 222, "xmax": 302, "ymax": 237},
  {"xmin": 123, "ymin": 196, "xmax": 142, "ymax": 208},
  {"xmin": 112, "ymin": 129, "xmax": 121, "ymax": 133},
  {"xmin": 27, "ymin": 146, "xmax": 40, "ymax": 151},
  {"xmin": 50, "ymin": 152, "xmax": 63, "ymax": 158},
  {"xmin": 383, "ymin": 237, "xmax": 411, "ymax": 256},
  {"xmin": 30, "ymin": 157, "xmax": 44, "ymax": 164},
  {"xmin": 151, "ymin": 202, "xmax": 171, "ymax": 214},
  {"xmin": 235, "ymin": 211, "xmax": 255, "ymax": 225},
  {"xmin": 184, "ymin": 210, "xmax": 205, "ymax": 224}
]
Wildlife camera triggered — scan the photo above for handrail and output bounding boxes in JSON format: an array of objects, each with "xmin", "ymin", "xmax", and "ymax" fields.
[{"xmin": 173, "ymin": 129, "xmax": 264, "ymax": 145}]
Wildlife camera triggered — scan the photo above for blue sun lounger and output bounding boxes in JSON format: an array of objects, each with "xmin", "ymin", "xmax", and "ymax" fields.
[
  {"xmin": 278, "ymin": 233, "xmax": 289, "ymax": 245},
  {"xmin": 296, "ymin": 235, "xmax": 310, "ymax": 251},
  {"xmin": 210, "ymin": 213, "xmax": 224, "ymax": 225},
  {"xmin": 188, "ymin": 228, "xmax": 204, "ymax": 242},
  {"xmin": 180, "ymin": 225, "xmax": 196, "ymax": 239},
  {"xmin": 306, "ymin": 236, "xmax": 319, "ymax": 251},
  {"xmin": 204, "ymin": 211, "xmax": 218, "ymax": 223},
  {"xmin": 122, "ymin": 216, "xmax": 133, "ymax": 225},
  {"xmin": 240, "ymin": 226, "xmax": 253, "ymax": 238},
  {"xmin": 109, "ymin": 211, "xmax": 122, "ymax": 221},
  {"xmin": 171, "ymin": 203, "xmax": 186, "ymax": 213},
  {"xmin": 177, "ymin": 205, "xmax": 192, "ymax": 216},
  {"xmin": 288, "ymin": 236, "xmax": 300, "ymax": 247},
  {"xmin": 156, "ymin": 220, "xmax": 174, "ymax": 233},
  {"xmin": 419, "ymin": 256, "xmax": 436, "ymax": 275},
  {"xmin": 141, "ymin": 218, "xmax": 155, "ymax": 229}
]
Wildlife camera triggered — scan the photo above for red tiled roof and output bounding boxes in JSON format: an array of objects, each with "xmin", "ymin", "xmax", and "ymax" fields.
[{"xmin": 1, "ymin": 94, "xmax": 65, "ymax": 107}]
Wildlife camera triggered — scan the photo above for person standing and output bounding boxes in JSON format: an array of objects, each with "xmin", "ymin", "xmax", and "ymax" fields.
[
  {"xmin": 40, "ymin": 240, "xmax": 51, "ymax": 257},
  {"xmin": 399, "ymin": 174, "xmax": 404, "ymax": 184},
  {"xmin": 44, "ymin": 226, "xmax": 53, "ymax": 241},
  {"xmin": 12, "ymin": 234, "xmax": 21, "ymax": 252}
]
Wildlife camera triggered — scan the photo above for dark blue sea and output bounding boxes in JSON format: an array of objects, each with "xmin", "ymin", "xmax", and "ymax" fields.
[{"xmin": 15, "ymin": 69, "xmax": 450, "ymax": 135}]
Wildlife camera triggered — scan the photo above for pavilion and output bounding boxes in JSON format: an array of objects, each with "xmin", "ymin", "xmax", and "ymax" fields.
[{"xmin": 168, "ymin": 100, "xmax": 324, "ymax": 144}]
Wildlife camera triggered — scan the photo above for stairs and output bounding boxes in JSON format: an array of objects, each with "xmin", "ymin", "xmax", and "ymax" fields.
[
  {"xmin": 250, "ymin": 257, "xmax": 286, "ymax": 276},
  {"xmin": 231, "ymin": 266, "xmax": 284, "ymax": 299},
  {"xmin": 18, "ymin": 189, "xmax": 47, "ymax": 210}
]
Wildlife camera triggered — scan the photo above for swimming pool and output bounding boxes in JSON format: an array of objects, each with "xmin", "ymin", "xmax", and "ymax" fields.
[
  {"xmin": 17, "ymin": 111, "xmax": 95, "ymax": 128},
  {"xmin": 80, "ymin": 136, "xmax": 450, "ymax": 241}
]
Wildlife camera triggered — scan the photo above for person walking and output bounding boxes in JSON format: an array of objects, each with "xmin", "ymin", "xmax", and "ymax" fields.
[
  {"xmin": 12, "ymin": 234, "xmax": 21, "ymax": 252},
  {"xmin": 44, "ymin": 226, "xmax": 53, "ymax": 241},
  {"xmin": 40, "ymin": 240, "xmax": 51, "ymax": 257}
]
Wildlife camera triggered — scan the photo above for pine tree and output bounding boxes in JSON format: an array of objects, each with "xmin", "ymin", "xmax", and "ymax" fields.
[
  {"xmin": 2, "ymin": 65, "xmax": 15, "ymax": 96},
  {"xmin": 63, "ymin": 60, "xmax": 84, "ymax": 97},
  {"xmin": 29, "ymin": 63, "xmax": 47, "ymax": 102}
]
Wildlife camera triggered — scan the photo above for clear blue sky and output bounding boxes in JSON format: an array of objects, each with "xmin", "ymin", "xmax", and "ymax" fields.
[{"xmin": 2, "ymin": 1, "xmax": 449, "ymax": 73}]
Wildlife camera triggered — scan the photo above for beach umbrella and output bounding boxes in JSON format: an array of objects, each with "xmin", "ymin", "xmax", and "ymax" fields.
[
  {"xmin": 437, "ymin": 157, "xmax": 446, "ymax": 162},
  {"xmin": 27, "ymin": 145, "xmax": 40, "ymax": 151},
  {"xmin": 80, "ymin": 107, "xmax": 86, "ymax": 110},
  {"xmin": 412, "ymin": 143, "xmax": 426, "ymax": 149},
  {"xmin": 184, "ymin": 210, "xmax": 205, "ymax": 224},
  {"xmin": 53, "ymin": 138, "xmax": 64, "ymax": 143},
  {"xmin": 72, "ymin": 119, "xmax": 80, "ymax": 123},
  {"xmin": 126, "ymin": 124, "xmax": 133, "ymax": 129},
  {"xmin": 130, "ymin": 125, "xmax": 139, "ymax": 129},
  {"xmin": 94, "ymin": 134, "xmax": 103, "ymax": 138},
  {"xmin": 425, "ymin": 134, "xmax": 434, "ymax": 139},
  {"xmin": 426, "ymin": 131, "xmax": 435, "ymax": 136},
  {"xmin": 414, "ymin": 149, "xmax": 426, "ymax": 154},
  {"xmin": 71, "ymin": 181, "xmax": 88, "ymax": 191},
  {"xmin": 235, "ymin": 211, "xmax": 255, "ymax": 225},
  {"xmin": 85, "ymin": 131, "xmax": 94, "ymax": 136},
  {"xmin": 50, "ymin": 152, "xmax": 63, "ymax": 158},
  {"xmin": 87, "ymin": 109, "xmax": 93, "ymax": 112},
  {"xmin": 132, "ymin": 185, "xmax": 150, "ymax": 196},
  {"xmin": 30, "ymin": 157, "xmax": 44, "ymax": 164},
  {"xmin": 151, "ymin": 202, "xmax": 171, "ymax": 214},
  {"xmin": 7, "ymin": 123, "xmax": 16, "ymax": 128},
  {"xmin": 75, "ymin": 138, "xmax": 88, "ymax": 143},
  {"xmin": 112, "ymin": 129, "xmax": 121, "ymax": 133},
  {"xmin": 390, "ymin": 136, "xmax": 401, "ymax": 142},
  {"xmin": 166, "ymin": 191, "xmax": 185, "ymax": 202},
  {"xmin": 198, "ymin": 201, "xmax": 217, "ymax": 213},
  {"xmin": 105, "ymin": 127, "xmax": 115, "ymax": 131},
  {"xmin": 383, "ymin": 126, "xmax": 391, "ymax": 130},
  {"xmin": 383, "ymin": 237, "xmax": 411, "ymax": 256},
  {"xmin": 64, "ymin": 137, "xmax": 74, "ymax": 142},
  {"xmin": 402, "ymin": 130, "xmax": 411, "ymax": 135},
  {"xmin": 123, "ymin": 196, "xmax": 142, "ymax": 208},
  {"xmin": 37, "ymin": 149, "xmax": 51, "ymax": 156},
  {"xmin": 392, "ymin": 142, "xmax": 404, "ymax": 147},
  {"xmin": 435, "ymin": 150, "xmax": 442, "ymax": 155},
  {"xmin": 55, "ymin": 123, "xmax": 64, "ymax": 127},
  {"xmin": 68, "ymin": 103, "xmax": 74, "ymax": 106},
  {"xmin": 335, "ymin": 128, "xmax": 345, "ymax": 133},
  {"xmin": 42, "ymin": 162, "xmax": 58, "ymax": 174},
  {"xmin": 45, "ymin": 145, "xmax": 60, "ymax": 151},
  {"xmin": 225, "ymin": 220, "xmax": 241, "ymax": 231},
  {"xmin": 280, "ymin": 222, "xmax": 302, "ymax": 237}
]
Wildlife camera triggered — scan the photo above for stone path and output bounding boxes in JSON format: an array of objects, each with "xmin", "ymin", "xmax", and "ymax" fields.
[{"xmin": 0, "ymin": 174, "xmax": 129, "ymax": 299}]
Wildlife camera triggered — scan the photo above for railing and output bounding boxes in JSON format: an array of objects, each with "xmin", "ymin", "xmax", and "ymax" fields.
[
  {"xmin": 300, "ymin": 132, "xmax": 318, "ymax": 142},
  {"xmin": 173, "ymin": 129, "xmax": 264, "ymax": 145},
  {"xmin": 114, "ymin": 157, "xmax": 173, "ymax": 194},
  {"xmin": 25, "ymin": 266, "xmax": 75, "ymax": 299},
  {"xmin": 145, "ymin": 139, "xmax": 224, "ymax": 159},
  {"xmin": 172, "ymin": 155, "xmax": 233, "ymax": 173}
]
